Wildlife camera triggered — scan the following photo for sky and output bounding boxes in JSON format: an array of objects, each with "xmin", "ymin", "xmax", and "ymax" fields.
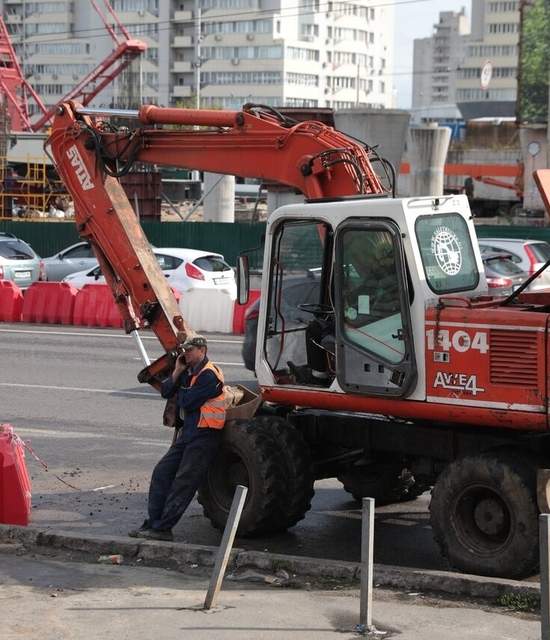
[{"xmin": 393, "ymin": 0, "xmax": 472, "ymax": 108}]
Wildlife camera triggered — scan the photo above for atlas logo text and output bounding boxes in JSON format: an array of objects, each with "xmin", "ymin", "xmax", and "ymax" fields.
[{"xmin": 67, "ymin": 145, "xmax": 94, "ymax": 191}]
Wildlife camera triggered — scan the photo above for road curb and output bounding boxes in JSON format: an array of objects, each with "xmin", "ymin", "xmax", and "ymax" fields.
[{"xmin": 0, "ymin": 524, "xmax": 540, "ymax": 601}]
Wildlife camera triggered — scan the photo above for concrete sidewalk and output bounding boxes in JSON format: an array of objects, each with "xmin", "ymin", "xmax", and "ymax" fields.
[
  {"xmin": 0, "ymin": 549, "xmax": 540, "ymax": 640},
  {"xmin": 0, "ymin": 524, "xmax": 541, "ymax": 604}
]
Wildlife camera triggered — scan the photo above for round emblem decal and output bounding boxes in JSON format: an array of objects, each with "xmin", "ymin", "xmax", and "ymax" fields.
[{"xmin": 431, "ymin": 226, "xmax": 462, "ymax": 276}]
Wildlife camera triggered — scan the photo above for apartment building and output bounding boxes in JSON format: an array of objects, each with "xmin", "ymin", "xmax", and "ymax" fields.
[
  {"xmin": 456, "ymin": 0, "xmax": 520, "ymax": 119},
  {"xmin": 3, "ymin": 0, "xmax": 395, "ymax": 114},
  {"xmin": 411, "ymin": 9, "xmax": 469, "ymax": 123}
]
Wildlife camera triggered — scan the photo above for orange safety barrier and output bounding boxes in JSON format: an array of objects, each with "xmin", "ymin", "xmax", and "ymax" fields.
[
  {"xmin": 0, "ymin": 280, "xmax": 23, "ymax": 322},
  {"xmin": 73, "ymin": 284, "xmax": 124, "ymax": 328},
  {"xmin": 21, "ymin": 281, "xmax": 78, "ymax": 324},
  {"xmin": 72, "ymin": 285, "xmax": 181, "ymax": 329},
  {"xmin": 232, "ymin": 290, "xmax": 261, "ymax": 334},
  {"xmin": 0, "ymin": 423, "xmax": 31, "ymax": 526}
]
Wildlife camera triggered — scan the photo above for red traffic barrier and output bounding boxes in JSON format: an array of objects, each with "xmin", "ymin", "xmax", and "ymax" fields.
[
  {"xmin": 0, "ymin": 424, "xmax": 31, "ymax": 526},
  {"xmin": 73, "ymin": 284, "xmax": 123, "ymax": 328},
  {"xmin": 232, "ymin": 290, "xmax": 261, "ymax": 334},
  {"xmin": 21, "ymin": 281, "xmax": 78, "ymax": 324},
  {"xmin": 73, "ymin": 285, "xmax": 182, "ymax": 329},
  {"xmin": 0, "ymin": 280, "xmax": 23, "ymax": 322}
]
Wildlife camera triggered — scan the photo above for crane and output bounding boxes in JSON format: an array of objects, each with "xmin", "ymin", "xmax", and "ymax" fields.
[{"xmin": 0, "ymin": 0, "xmax": 146, "ymax": 133}]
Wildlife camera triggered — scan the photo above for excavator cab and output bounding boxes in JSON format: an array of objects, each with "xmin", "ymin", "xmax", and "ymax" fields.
[{"xmin": 254, "ymin": 194, "xmax": 486, "ymax": 401}]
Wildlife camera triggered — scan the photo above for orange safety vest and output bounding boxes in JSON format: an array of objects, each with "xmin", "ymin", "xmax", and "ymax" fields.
[{"xmin": 190, "ymin": 361, "xmax": 226, "ymax": 430}]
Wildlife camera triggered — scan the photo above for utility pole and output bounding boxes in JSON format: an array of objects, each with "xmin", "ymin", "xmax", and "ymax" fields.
[
  {"xmin": 193, "ymin": 1, "xmax": 202, "ymax": 183},
  {"xmin": 194, "ymin": 1, "xmax": 201, "ymax": 110}
]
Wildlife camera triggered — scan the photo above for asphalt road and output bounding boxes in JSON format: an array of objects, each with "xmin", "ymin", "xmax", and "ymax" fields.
[{"xmin": 1, "ymin": 323, "xmax": 447, "ymax": 572}]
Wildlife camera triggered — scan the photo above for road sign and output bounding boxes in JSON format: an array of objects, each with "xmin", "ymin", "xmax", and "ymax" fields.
[{"xmin": 480, "ymin": 61, "xmax": 493, "ymax": 90}]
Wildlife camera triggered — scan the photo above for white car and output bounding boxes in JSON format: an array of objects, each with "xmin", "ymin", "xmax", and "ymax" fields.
[{"xmin": 62, "ymin": 248, "xmax": 237, "ymax": 298}]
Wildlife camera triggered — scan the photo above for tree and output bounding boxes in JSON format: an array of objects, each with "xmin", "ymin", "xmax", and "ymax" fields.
[{"xmin": 519, "ymin": 0, "xmax": 550, "ymax": 124}]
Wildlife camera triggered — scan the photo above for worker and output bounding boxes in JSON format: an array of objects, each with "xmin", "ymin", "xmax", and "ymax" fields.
[
  {"xmin": 129, "ymin": 335, "xmax": 226, "ymax": 541},
  {"xmin": 3, "ymin": 167, "xmax": 19, "ymax": 217}
]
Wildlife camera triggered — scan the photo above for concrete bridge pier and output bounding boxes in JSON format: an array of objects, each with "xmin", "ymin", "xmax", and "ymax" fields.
[
  {"xmin": 203, "ymin": 173, "xmax": 235, "ymax": 222},
  {"xmin": 408, "ymin": 124, "xmax": 451, "ymax": 196}
]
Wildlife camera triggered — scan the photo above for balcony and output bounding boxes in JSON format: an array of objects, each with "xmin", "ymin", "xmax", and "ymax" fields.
[
  {"xmin": 173, "ymin": 85, "xmax": 192, "ymax": 97},
  {"xmin": 173, "ymin": 61, "xmax": 192, "ymax": 73},
  {"xmin": 174, "ymin": 10, "xmax": 192, "ymax": 22},
  {"xmin": 172, "ymin": 36, "xmax": 193, "ymax": 48}
]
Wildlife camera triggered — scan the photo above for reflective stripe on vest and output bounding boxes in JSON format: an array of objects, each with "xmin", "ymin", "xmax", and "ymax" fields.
[{"xmin": 190, "ymin": 361, "xmax": 226, "ymax": 430}]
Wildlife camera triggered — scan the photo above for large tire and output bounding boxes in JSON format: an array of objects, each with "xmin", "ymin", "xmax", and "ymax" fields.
[
  {"xmin": 430, "ymin": 453, "xmax": 539, "ymax": 579},
  {"xmin": 253, "ymin": 416, "xmax": 314, "ymax": 530},
  {"xmin": 338, "ymin": 463, "xmax": 423, "ymax": 506},
  {"xmin": 198, "ymin": 417, "xmax": 313, "ymax": 536}
]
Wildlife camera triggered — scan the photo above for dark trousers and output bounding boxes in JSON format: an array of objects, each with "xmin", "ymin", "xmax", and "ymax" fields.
[{"xmin": 148, "ymin": 428, "xmax": 222, "ymax": 531}]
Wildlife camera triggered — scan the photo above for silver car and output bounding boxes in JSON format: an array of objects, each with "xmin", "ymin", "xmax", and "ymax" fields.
[
  {"xmin": 42, "ymin": 241, "xmax": 97, "ymax": 281},
  {"xmin": 0, "ymin": 232, "xmax": 43, "ymax": 290},
  {"xmin": 478, "ymin": 238, "xmax": 550, "ymax": 291}
]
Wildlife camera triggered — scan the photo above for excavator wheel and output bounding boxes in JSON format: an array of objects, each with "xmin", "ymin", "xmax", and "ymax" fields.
[
  {"xmin": 430, "ymin": 452, "xmax": 539, "ymax": 579},
  {"xmin": 253, "ymin": 415, "xmax": 314, "ymax": 530},
  {"xmin": 198, "ymin": 417, "xmax": 313, "ymax": 536},
  {"xmin": 338, "ymin": 463, "xmax": 424, "ymax": 506}
]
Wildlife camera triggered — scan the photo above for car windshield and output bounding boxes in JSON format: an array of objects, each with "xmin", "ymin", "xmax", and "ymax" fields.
[
  {"xmin": 484, "ymin": 256, "xmax": 523, "ymax": 276},
  {"xmin": 0, "ymin": 240, "xmax": 35, "ymax": 260},
  {"xmin": 193, "ymin": 255, "xmax": 231, "ymax": 272}
]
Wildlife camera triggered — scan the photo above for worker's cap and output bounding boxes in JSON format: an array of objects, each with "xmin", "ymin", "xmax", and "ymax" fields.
[{"xmin": 182, "ymin": 335, "xmax": 207, "ymax": 350}]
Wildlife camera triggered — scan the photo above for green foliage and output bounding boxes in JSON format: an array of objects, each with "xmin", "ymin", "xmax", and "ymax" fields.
[
  {"xmin": 496, "ymin": 592, "xmax": 539, "ymax": 612},
  {"xmin": 519, "ymin": 0, "xmax": 550, "ymax": 123}
]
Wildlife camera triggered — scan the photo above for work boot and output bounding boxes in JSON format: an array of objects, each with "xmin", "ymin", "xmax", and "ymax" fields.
[
  {"xmin": 130, "ymin": 528, "xmax": 173, "ymax": 542},
  {"xmin": 128, "ymin": 520, "xmax": 150, "ymax": 538}
]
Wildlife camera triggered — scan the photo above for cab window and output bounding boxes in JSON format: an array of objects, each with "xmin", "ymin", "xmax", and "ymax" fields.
[
  {"xmin": 340, "ymin": 228, "xmax": 405, "ymax": 364},
  {"xmin": 415, "ymin": 213, "xmax": 479, "ymax": 294}
]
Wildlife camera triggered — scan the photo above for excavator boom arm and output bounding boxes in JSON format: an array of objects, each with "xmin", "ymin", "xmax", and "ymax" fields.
[{"xmin": 47, "ymin": 102, "xmax": 385, "ymax": 387}]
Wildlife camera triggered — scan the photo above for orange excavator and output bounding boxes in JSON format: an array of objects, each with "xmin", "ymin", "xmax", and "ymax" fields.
[{"xmin": 48, "ymin": 100, "xmax": 550, "ymax": 581}]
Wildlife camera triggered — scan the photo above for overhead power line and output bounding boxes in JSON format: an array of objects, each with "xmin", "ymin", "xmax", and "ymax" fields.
[{"xmin": 6, "ymin": 0, "xmax": 432, "ymax": 44}]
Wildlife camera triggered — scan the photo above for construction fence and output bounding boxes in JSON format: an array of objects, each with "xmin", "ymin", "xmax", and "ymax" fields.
[
  {"xmin": 0, "ymin": 219, "xmax": 266, "ymax": 267},
  {"xmin": 1, "ymin": 218, "xmax": 549, "ymax": 269}
]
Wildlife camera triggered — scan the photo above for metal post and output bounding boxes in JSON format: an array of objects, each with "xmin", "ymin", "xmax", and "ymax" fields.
[
  {"xmin": 359, "ymin": 497, "xmax": 375, "ymax": 631},
  {"xmin": 192, "ymin": 2, "xmax": 202, "ymax": 183},
  {"xmin": 541, "ymin": 514, "xmax": 550, "ymax": 640},
  {"xmin": 204, "ymin": 484, "xmax": 248, "ymax": 610},
  {"xmin": 194, "ymin": 5, "xmax": 201, "ymax": 110},
  {"xmin": 131, "ymin": 330, "xmax": 150, "ymax": 366}
]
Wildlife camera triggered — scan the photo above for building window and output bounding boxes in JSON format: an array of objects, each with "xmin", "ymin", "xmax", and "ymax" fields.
[
  {"xmin": 202, "ymin": 71, "xmax": 281, "ymax": 84},
  {"xmin": 286, "ymin": 73, "xmax": 319, "ymax": 86},
  {"xmin": 287, "ymin": 47, "xmax": 320, "ymax": 61},
  {"xmin": 202, "ymin": 46, "xmax": 283, "ymax": 60},
  {"xmin": 285, "ymin": 98, "xmax": 319, "ymax": 107}
]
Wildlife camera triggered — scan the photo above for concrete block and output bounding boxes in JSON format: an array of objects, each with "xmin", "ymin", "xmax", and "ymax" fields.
[
  {"xmin": 35, "ymin": 531, "xmax": 140, "ymax": 558},
  {"xmin": 235, "ymin": 550, "xmax": 358, "ymax": 580},
  {"xmin": 137, "ymin": 542, "xmax": 222, "ymax": 570},
  {"xmin": 372, "ymin": 564, "xmax": 540, "ymax": 600},
  {"xmin": 0, "ymin": 524, "xmax": 41, "ymax": 546}
]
